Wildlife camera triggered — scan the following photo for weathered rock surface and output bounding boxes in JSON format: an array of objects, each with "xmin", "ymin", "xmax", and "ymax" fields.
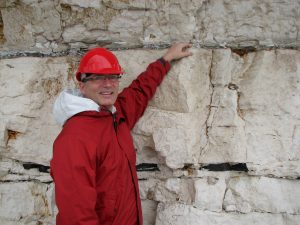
[
  {"xmin": 194, "ymin": 176, "xmax": 226, "ymax": 212},
  {"xmin": 0, "ymin": 48, "xmax": 300, "ymax": 224},
  {"xmin": 224, "ymin": 176, "xmax": 300, "ymax": 214},
  {"xmin": 0, "ymin": 182, "xmax": 52, "ymax": 222},
  {"xmin": 247, "ymin": 161, "xmax": 300, "ymax": 179},
  {"xmin": 238, "ymin": 50, "xmax": 300, "ymax": 164},
  {"xmin": 1, "ymin": 0, "xmax": 300, "ymax": 224},
  {"xmin": 141, "ymin": 200, "xmax": 157, "ymax": 225},
  {"xmin": 0, "ymin": 0, "xmax": 299, "ymax": 53},
  {"xmin": 0, "ymin": 57, "xmax": 77, "ymax": 165},
  {"xmin": 0, "ymin": 158, "xmax": 51, "ymax": 182},
  {"xmin": 156, "ymin": 203, "xmax": 300, "ymax": 225},
  {"xmin": 200, "ymin": 49, "xmax": 300, "ymax": 168},
  {"xmin": 133, "ymin": 107, "xmax": 207, "ymax": 168},
  {"xmin": 0, "ymin": 48, "xmax": 299, "ymax": 170}
]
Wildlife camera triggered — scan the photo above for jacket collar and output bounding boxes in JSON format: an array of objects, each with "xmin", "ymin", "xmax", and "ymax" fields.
[{"xmin": 53, "ymin": 89, "xmax": 125, "ymax": 126}]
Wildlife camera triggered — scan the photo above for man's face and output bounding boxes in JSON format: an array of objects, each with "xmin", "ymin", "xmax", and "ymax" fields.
[{"xmin": 79, "ymin": 74, "xmax": 120, "ymax": 109}]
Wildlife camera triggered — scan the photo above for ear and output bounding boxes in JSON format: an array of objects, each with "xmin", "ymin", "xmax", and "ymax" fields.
[{"xmin": 78, "ymin": 82, "xmax": 86, "ymax": 95}]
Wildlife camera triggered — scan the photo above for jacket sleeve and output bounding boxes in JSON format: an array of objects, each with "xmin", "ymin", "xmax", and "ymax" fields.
[
  {"xmin": 50, "ymin": 134, "xmax": 99, "ymax": 225},
  {"xmin": 116, "ymin": 59, "xmax": 171, "ymax": 130}
]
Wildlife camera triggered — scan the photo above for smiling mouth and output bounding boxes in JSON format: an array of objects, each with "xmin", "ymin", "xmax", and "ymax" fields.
[{"xmin": 99, "ymin": 91, "xmax": 113, "ymax": 95}]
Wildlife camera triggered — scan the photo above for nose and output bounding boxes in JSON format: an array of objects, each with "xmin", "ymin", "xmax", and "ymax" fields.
[{"xmin": 102, "ymin": 78, "xmax": 113, "ymax": 86}]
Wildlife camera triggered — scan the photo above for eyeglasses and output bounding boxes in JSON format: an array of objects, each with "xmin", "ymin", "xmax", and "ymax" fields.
[{"xmin": 82, "ymin": 74, "xmax": 121, "ymax": 83}]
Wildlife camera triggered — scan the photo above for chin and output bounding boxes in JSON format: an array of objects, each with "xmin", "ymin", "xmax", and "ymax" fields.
[
  {"xmin": 97, "ymin": 96, "xmax": 117, "ymax": 108},
  {"xmin": 100, "ymin": 101, "xmax": 114, "ymax": 108}
]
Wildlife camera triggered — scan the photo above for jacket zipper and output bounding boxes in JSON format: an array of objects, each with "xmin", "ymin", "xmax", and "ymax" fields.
[
  {"xmin": 112, "ymin": 113, "xmax": 117, "ymax": 132},
  {"xmin": 100, "ymin": 106, "xmax": 118, "ymax": 133}
]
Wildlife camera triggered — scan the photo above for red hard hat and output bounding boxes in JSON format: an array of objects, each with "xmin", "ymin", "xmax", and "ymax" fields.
[{"xmin": 75, "ymin": 48, "xmax": 123, "ymax": 81}]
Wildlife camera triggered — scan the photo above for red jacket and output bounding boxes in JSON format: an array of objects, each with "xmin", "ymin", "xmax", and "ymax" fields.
[{"xmin": 51, "ymin": 59, "xmax": 171, "ymax": 225}]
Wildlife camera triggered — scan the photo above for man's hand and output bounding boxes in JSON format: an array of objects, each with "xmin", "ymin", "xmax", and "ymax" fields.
[{"xmin": 163, "ymin": 42, "xmax": 193, "ymax": 62}]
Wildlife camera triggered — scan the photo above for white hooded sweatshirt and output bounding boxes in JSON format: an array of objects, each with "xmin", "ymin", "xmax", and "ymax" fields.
[{"xmin": 53, "ymin": 89, "xmax": 116, "ymax": 126}]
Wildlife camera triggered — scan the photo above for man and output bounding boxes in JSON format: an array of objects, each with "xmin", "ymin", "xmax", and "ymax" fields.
[{"xmin": 51, "ymin": 43, "xmax": 192, "ymax": 225}]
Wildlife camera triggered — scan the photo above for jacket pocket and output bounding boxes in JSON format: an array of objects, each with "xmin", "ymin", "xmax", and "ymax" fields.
[{"xmin": 96, "ymin": 192, "xmax": 117, "ymax": 224}]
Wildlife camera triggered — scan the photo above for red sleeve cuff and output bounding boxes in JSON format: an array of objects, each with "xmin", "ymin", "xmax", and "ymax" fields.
[{"xmin": 158, "ymin": 57, "xmax": 171, "ymax": 71}]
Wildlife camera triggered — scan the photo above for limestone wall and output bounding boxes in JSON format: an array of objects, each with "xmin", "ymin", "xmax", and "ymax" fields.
[{"xmin": 0, "ymin": 1, "xmax": 299, "ymax": 225}]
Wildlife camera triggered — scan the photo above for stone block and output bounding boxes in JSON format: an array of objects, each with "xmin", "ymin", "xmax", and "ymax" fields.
[
  {"xmin": 224, "ymin": 176, "xmax": 300, "ymax": 214},
  {"xmin": 108, "ymin": 10, "xmax": 145, "ymax": 43},
  {"xmin": 1, "ymin": 1, "xmax": 62, "ymax": 50},
  {"xmin": 0, "ymin": 57, "xmax": 76, "ymax": 164},
  {"xmin": 141, "ymin": 200, "xmax": 157, "ymax": 225},
  {"xmin": 133, "ymin": 107, "xmax": 207, "ymax": 169},
  {"xmin": 236, "ymin": 50, "xmax": 300, "ymax": 164},
  {"xmin": 115, "ymin": 49, "xmax": 165, "ymax": 91},
  {"xmin": 195, "ymin": 0, "xmax": 300, "ymax": 47},
  {"xmin": 0, "ymin": 182, "xmax": 50, "ymax": 221},
  {"xmin": 117, "ymin": 48, "xmax": 212, "ymax": 113},
  {"xmin": 153, "ymin": 178, "xmax": 194, "ymax": 204},
  {"xmin": 138, "ymin": 178, "xmax": 159, "ymax": 200},
  {"xmin": 151, "ymin": 49, "xmax": 211, "ymax": 113},
  {"xmin": 133, "ymin": 134, "xmax": 158, "ymax": 164},
  {"xmin": 286, "ymin": 215, "xmax": 300, "ymax": 225},
  {"xmin": 194, "ymin": 176, "xmax": 226, "ymax": 212},
  {"xmin": 199, "ymin": 49, "xmax": 300, "ymax": 167},
  {"xmin": 199, "ymin": 87, "xmax": 247, "ymax": 163},
  {"xmin": 156, "ymin": 203, "xmax": 287, "ymax": 225}
]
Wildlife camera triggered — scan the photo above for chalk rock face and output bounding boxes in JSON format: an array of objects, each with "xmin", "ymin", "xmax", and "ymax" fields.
[
  {"xmin": 238, "ymin": 50, "xmax": 300, "ymax": 164},
  {"xmin": 0, "ymin": 182, "xmax": 52, "ymax": 222},
  {"xmin": 133, "ymin": 107, "xmax": 207, "ymax": 169},
  {"xmin": 1, "ymin": 0, "xmax": 300, "ymax": 224},
  {"xmin": 0, "ymin": 48, "xmax": 300, "ymax": 225},
  {"xmin": 200, "ymin": 49, "xmax": 300, "ymax": 168},
  {"xmin": 0, "ymin": 48, "xmax": 299, "ymax": 170},
  {"xmin": 0, "ymin": 57, "xmax": 77, "ymax": 165},
  {"xmin": 194, "ymin": 177, "xmax": 226, "ymax": 212},
  {"xmin": 153, "ymin": 178, "xmax": 195, "ymax": 204},
  {"xmin": 1, "ymin": 0, "xmax": 62, "ymax": 51},
  {"xmin": 224, "ymin": 176, "xmax": 300, "ymax": 214},
  {"xmin": 155, "ymin": 203, "xmax": 300, "ymax": 225},
  {"xmin": 115, "ymin": 49, "xmax": 165, "ymax": 91},
  {"xmin": 141, "ymin": 200, "xmax": 158, "ymax": 225},
  {"xmin": 1, "ymin": 0, "xmax": 299, "ymax": 52},
  {"xmin": 247, "ymin": 161, "xmax": 300, "ymax": 179}
]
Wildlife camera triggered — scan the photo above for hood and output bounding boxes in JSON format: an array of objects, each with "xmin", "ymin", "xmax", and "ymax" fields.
[{"xmin": 53, "ymin": 89, "xmax": 116, "ymax": 126}]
